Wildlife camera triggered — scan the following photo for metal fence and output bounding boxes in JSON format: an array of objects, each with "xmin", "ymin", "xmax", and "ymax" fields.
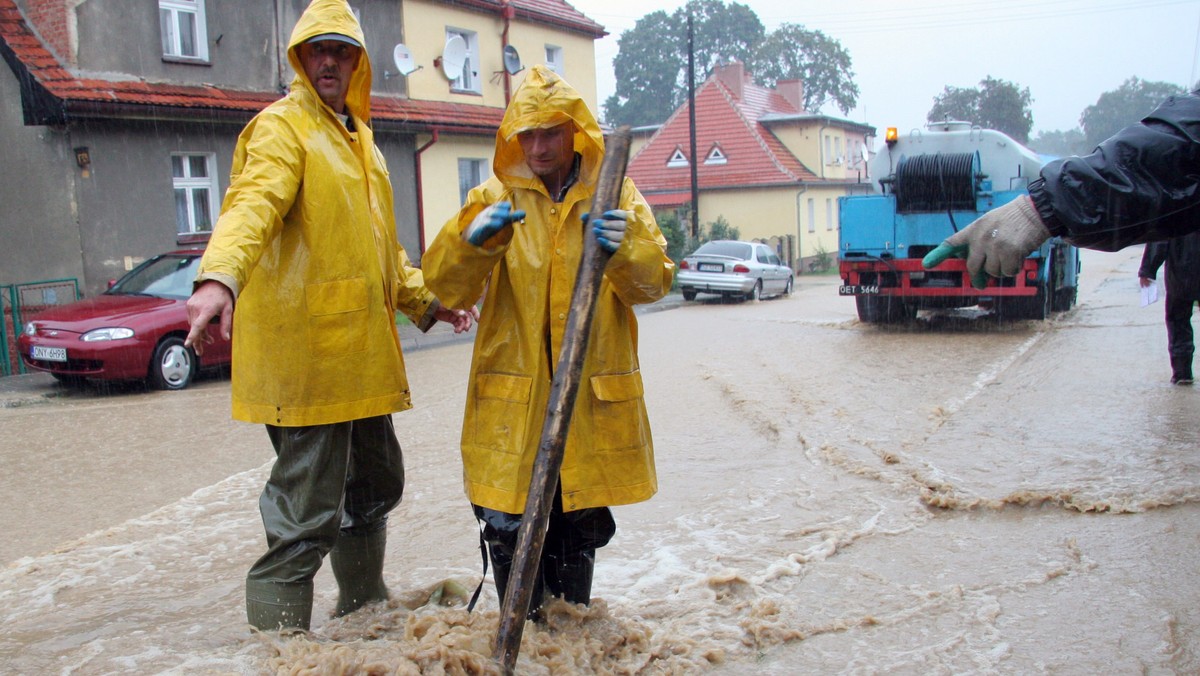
[{"xmin": 1, "ymin": 279, "xmax": 80, "ymax": 376}]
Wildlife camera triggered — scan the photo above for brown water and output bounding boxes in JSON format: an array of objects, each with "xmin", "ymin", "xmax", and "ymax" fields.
[{"xmin": 2, "ymin": 246, "xmax": 1197, "ymax": 674}]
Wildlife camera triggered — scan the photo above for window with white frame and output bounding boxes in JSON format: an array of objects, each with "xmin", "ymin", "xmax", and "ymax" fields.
[
  {"xmin": 446, "ymin": 28, "xmax": 480, "ymax": 94},
  {"xmin": 159, "ymin": 0, "xmax": 208, "ymax": 61},
  {"xmin": 545, "ymin": 45, "xmax": 564, "ymax": 74},
  {"xmin": 667, "ymin": 147, "xmax": 689, "ymax": 168},
  {"xmin": 172, "ymin": 153, "xmax": 218, "ymax": 235},
  {"xmin": 704, "ymin": 144, "xmax": 727, "ymax": 165},
  {"xmin": 458, "ymin": 158, "xmax": 488, "ymax": 205}
]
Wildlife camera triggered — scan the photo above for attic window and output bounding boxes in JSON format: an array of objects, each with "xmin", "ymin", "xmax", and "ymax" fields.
[
  {"xmin": 704, "ymin": 145, "xmax": 727, "ymax": 165},
  {"xmin": 667, "ymin": 148, "xmax": 689, "ymax": 168}
]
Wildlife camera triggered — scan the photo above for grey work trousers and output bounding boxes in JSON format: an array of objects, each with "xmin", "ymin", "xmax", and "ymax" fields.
[{"xmin": 248, "ymin": 415, "xmax": 405, "ymax": 584}]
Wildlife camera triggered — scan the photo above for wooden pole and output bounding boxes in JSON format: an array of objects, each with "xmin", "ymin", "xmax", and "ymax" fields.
[{"xmin": 493, "ymin": 127, "xmax": 633, "ymax": 673}]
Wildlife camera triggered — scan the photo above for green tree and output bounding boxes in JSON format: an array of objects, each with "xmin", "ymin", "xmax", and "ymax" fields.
[
  {"xmin": 1030, "ymin": 128, "xmax": 1090, "ymax": 158},
  {"xmin": 606, "ymin": 4, "xmax": 861, "ymax": 126},
  {"xmin": 927, "ymin": 76, "xmax": 1033, "ymax": 143},
  {"xmin": 1080, "ymin": 77, "xmax": 1185, "ymax": 147},
  {"xmin": 749, "ymin": 23, "xmax": 859, "ymax": 114},
  {"xmin": 656, "ymin": 210, "xmax": 689, "ymax": 264},
  {"xmin": 702, "ymin": 215, "xmax": 740, "ymax": 242}
]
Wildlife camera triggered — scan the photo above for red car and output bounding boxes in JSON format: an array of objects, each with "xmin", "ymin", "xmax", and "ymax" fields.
[{"xmin": 18, "ymin": 250, "xmax": 231, "ymax": 390}]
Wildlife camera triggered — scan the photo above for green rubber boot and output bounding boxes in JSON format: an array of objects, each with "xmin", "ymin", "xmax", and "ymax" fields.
[
  {"xmin": 245, "ymin": 578, "xmax": 313, "ymax": 633},
  {"xmin": 331, "ymin": 528, "xmax": 391, "ymax": 617}
]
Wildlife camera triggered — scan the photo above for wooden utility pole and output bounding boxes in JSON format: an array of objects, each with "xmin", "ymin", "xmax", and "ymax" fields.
[{"xmin": 492, "ymin": 127, "xmax": 634, "ymax": 674}]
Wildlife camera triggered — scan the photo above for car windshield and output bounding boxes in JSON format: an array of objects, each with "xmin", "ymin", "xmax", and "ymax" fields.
[
  {"xmin": 695, "ymin": 241, "xmax": 752, "ymax": 260},
  {"xmin": 107, "ymin": 255, "xmax": 201, "ymax": 300}
]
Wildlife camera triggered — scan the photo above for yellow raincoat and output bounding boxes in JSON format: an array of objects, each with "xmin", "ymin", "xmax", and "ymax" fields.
[
  {"xmin": 197, "ymin": 0, "xmax": 435, "ymax": 426},
  {"xmin": 423, "ymin": 66, "xmax": 675, "ymax": 514}
]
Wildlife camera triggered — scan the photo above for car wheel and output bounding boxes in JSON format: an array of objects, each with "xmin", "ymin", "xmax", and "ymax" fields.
[
  {"xmin": 682, "ymin": 289, "xmax": 697, "ymax": 301},
  {"xmin": 783, "ymin": 276, "xmax": 793, "ymax": 297},
  {"xmin": 149, "ymin": 336, "xmax": 196, "ymax": 390},
  {"xmin": 747, "ymin": 281, "xmax": 762, "ymax": 302}
]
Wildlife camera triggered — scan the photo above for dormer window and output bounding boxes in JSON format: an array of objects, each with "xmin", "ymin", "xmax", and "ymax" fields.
[
  {"xmin": 704, "ymin": 144, "xmax": 727, "ymax": 165},
  {"xmin": 667, "ymin": 147, "xmax": 689, "ymax": 168}
]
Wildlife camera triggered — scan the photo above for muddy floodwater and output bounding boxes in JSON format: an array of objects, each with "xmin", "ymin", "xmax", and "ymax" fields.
[{"xmin": 2, "ymin": 246, "xmax": 1197, "ymax": 674}]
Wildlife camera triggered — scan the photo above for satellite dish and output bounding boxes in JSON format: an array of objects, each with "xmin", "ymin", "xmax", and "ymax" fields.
[
  {"xmin": 502, "ymin": 45, "xmax": 523, "ymax": 75},
  {"xmin": 392, "ymin": 43, "xmax": 420, "ymax": 76},
  {"xmin": 441, "ymin": 35, "xmax": 467, "ymax": 80}
]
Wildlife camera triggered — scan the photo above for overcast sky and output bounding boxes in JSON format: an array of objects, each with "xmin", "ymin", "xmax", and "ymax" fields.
[{"xmin": 565, "ymin": 0, "xmax": 1199, "ymax": 138}]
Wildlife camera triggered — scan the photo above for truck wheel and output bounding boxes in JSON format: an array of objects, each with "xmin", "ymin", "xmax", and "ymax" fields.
[
  {"xmin": 682, "ymin": 289, "xmax": 697, "ymax": 301},
  {"xmin": 856, "ymin": 295, "xmax": 914, "ymax": 323}
]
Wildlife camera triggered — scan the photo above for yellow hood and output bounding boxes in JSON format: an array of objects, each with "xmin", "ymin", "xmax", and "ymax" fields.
[
  {"xmin": 494, "ymin": 66, "xmax": 604, "ymax": 192},
  {"xmin": 286, "ymin": 0, "xmax": 372, "ymax": 121}
]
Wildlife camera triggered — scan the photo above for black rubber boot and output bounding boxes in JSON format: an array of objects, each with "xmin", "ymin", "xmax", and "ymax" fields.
[
  {"xmin": 331, "ymin": 528, "xmax": 390, "ymax": 617},
  {"xmin": 487, "ymin": 542, "xmax": 545, "ymax": 619},
  {"xmin": 543, "ymin": 550, "xmax": 596, "ymax": 606},
  {"xmin": 245, "ymin": 578, "xmax": 313, "ymax": 633},
  {"xmin": 1171, "ymin": 355, "xmax": 1194, "ymax": 384}
]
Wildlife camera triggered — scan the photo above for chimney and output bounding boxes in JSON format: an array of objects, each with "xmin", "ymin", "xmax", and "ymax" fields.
[
  {"xmin": 714, "ymin": 61, "xmax": 745, "ymax": 100},
  {"xmin": 776, "ymin": 79, "xmax": 805, "ymax": 113},
  {"xmin": 24, "ymin": 0, "xmax": 75, "ymax": 66}
]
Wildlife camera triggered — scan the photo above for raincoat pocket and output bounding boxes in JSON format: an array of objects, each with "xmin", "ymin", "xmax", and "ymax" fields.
[
  {"xmin": 305, "ymin": 278, "xmax": 369, "ymax": 357},
  {"xmin": 589, "ymin": 371, "xmax": 646, "ymax": 452},
  {"xmin": 473, "ymin": 372, "xmax": 532, "ymax": 454}
]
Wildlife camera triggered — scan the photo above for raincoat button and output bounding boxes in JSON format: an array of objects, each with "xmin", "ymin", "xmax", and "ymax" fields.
[
  {"xmin": 558, "ymin": 312, "xmax": 565, "ymax": 320},
  {"xmin": 550, "ymin": 207, "xmax": 557, "ymax": 215}
]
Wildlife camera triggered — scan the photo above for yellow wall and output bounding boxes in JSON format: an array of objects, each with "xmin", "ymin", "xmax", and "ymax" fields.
[
  {"xmin": 694, "ymin": 184, "xmax": 847, "ymax": 262},
  {"xmin": 417, "ymin": 133, "xmax": 495, "ymax": 251},
  {"xmin": 402, "ymin": 1, "xmax": 599, "ymax": 110}
]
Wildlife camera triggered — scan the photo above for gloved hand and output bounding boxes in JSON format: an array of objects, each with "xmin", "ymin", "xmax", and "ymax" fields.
[
  {"xmin": 921, "ymin": 196, "xmax": 1051, "ymax": 289},
  {"xmin": 588, "ymin": 209, "xmax": 629, "ymax": 253},
  {"xmin": 462, "ymin": 202, "xmax": 525, "ymax": 246}
]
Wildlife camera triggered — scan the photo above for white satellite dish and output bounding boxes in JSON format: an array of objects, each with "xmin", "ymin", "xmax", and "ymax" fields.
[
  {"xmin": 440, "ymin": 35, "xmax": 467, "ymax": 80},
  {"xmin": 502, "ymin": 45, "xmax": 523, "ymax": 75},
  {"xmin": 392, "ymin": 43, "xmax": 420, "ymax": 76}
]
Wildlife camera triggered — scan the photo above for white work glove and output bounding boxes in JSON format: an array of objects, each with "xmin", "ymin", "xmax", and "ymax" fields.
[
  {"xmin": 922, "ymin": 196, "xmax": 1051, "ymax": 289},
  {"xmin": 588, "ymin": 209, "xmax": 629, "ymax": 253},
  {"xmin": 463, "ymin": 202, "xmax": 525, "ymax": 247}
]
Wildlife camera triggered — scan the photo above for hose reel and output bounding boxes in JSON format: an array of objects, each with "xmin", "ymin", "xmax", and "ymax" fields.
[{"xmin": 892, "ymin": 151, "xmax": 981, "ymax": 213}]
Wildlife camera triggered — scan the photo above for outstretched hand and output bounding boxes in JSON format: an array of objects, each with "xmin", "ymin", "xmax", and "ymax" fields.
[
  {"xmin": 922, "ymin": 196, "xmax": 1051, "ymax": 289},
  {"xmin": 463, "ymin": 202, "xmax": 526, "ymax": 247}
]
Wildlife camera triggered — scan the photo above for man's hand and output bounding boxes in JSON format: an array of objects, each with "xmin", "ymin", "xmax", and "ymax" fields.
[
  {"xmin": 921, "ymin": 196, "xmax": 1051, "ymax": 289},
  {"xmin": 434, "ymin": 304, "xmax": 479, "ymax": 333},
  {"xmin": 589, "ymin": 209, "xmax": 629, "ymax": 253},
  {"xmin": 185, "ymin": 280, "xmax": 234, "ymax": 356},
  {"xmin": 463, "ymin": 202, "xmax": 525, "ymax": 247}
]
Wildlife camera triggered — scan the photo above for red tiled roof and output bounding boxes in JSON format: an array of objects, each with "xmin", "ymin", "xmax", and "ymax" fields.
[
  {"xmin": 627, "ymin": 70, "xmax": 822, "ymax": 196},
  {"xmin": 0, "ymin": 0, "xmax": 505, "ymax": 133},
  {"xmin": 437, "ymin": 0, "xmax": 606, "ymax": 37}
]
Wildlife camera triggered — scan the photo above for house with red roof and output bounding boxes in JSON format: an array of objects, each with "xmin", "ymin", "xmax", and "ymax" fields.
[
  {"xmin": 0, "ymin": 0, "xmax": 604, "ymax": 299},
  {"xmin": 627, "ymin": 62, "xmax": 876, "ymax": 271}
]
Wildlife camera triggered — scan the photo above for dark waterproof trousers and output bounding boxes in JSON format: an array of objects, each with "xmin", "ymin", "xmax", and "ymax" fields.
[
  {"xmin": 1165, "ymin": 290, "xmax": 1198, "ymax": 361},
  {"xmin": 249, "ymin": 415, "xmax": 405, "ymax": 584},
  {"xmin": 474, "ymin": 489, "xmax": 615, "ymax": 613}
]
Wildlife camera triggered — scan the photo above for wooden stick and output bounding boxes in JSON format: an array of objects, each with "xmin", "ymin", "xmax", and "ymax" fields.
[{"xmin": 493, "ymin": 127, "xmax": 633, "ymax": 673}]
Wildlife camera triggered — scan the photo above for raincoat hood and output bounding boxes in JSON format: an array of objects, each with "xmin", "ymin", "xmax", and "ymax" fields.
[
  {"xmin": 286, "ymin": 0, "xmax": 372, "ymax": 120},
  {"xmin": 494, "ymin": 66, "xmax": 605, "ymax": 192}
]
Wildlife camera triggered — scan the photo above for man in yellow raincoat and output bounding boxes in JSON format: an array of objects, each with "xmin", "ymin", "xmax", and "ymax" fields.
[
  {"xmin": 423, "ymin": 66, "xmax": 674, "ymax": 616},
  {"xmin": 184, "ymin": 0, "xmax": 474, "ymax": 632}
]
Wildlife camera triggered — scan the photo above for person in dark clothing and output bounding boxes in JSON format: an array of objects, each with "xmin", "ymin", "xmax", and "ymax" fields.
[
  {"xmin": 1138, "ymin": 232, "xmax": 1200, "ymax": 384},
  {"xmin": 924, "ymin": 90, "xmax": 1200, "ymax": 286}
]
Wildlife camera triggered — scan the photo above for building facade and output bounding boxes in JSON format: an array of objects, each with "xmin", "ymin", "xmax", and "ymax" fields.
[
  {"xmin": 0, "ymin": 0, "xmax": 603, "ymax": 297},
  {"xmin": 626, "ymin": 62, "xmax": 877, "ymax": 271}
]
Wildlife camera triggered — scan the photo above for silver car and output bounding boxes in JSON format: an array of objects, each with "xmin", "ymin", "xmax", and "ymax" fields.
[{"xmin": 676, "ymin": 240, "xmax": 794, "ymax": 302}]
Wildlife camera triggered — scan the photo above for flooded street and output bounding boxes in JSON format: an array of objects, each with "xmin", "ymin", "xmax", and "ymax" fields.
[{"xmin": 2, "ymin": 245, "xmax": 1197, "ymax": 674}]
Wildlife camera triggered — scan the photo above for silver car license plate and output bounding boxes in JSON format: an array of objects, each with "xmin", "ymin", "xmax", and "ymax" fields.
[
  {"xmin": 32, "ymin": 345, "xmax": 67, "ymax": 362},
  {"xmin": 697, "ymin": 263, "xmax": 723, "ymax": 272}
]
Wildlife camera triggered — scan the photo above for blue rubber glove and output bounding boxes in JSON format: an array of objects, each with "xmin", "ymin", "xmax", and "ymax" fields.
[
  {"xmin": 922, "ymin": 197, "xmax": 1050, "ymax": 290},
  {"xmin": 589, "ymin": 209, "xmax": 629, "ymax": 253},
  {"xmin": 463, "ymin": 202, "xmax": 526, "ymax": 246}
]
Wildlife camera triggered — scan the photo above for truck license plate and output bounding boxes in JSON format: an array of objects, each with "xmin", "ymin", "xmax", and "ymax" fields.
[
  {"xmin": 839, "ymin": 285, "xmax": 880, "ymax": 295},
  {"xmin": 32, "ymin": 346, "xmax": 68, "ymax": 362}
]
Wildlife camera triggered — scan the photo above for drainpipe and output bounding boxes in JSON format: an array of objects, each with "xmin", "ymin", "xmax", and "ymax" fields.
[
  {"xmin": 818, "ymin": 122, "xmax": 829, "ymax": 180},
  {"xmin": 501, "ymin": 0, "xmax": 515, "ymax": 104},
  {"xmin": 795, "ymin": 185, "xmax": 807, "ymax": 272},
  {"xmin": 415, "ymin": 129, "xmax": 440, "ymax": 254}
]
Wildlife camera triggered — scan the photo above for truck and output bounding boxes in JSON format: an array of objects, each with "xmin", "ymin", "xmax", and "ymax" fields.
[{"xmin": 837, "ymin": 121, "xmax": 1079, "ymax": 323}]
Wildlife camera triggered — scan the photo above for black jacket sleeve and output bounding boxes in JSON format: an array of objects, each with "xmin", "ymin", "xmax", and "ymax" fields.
[
  {"xmin": 1028, "ymin": 90, "xmax": 1200, "ymax": 252},
  {"xmin": 1138, "ymin": 242, "xmax": 1167, "ymax": 279}
]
